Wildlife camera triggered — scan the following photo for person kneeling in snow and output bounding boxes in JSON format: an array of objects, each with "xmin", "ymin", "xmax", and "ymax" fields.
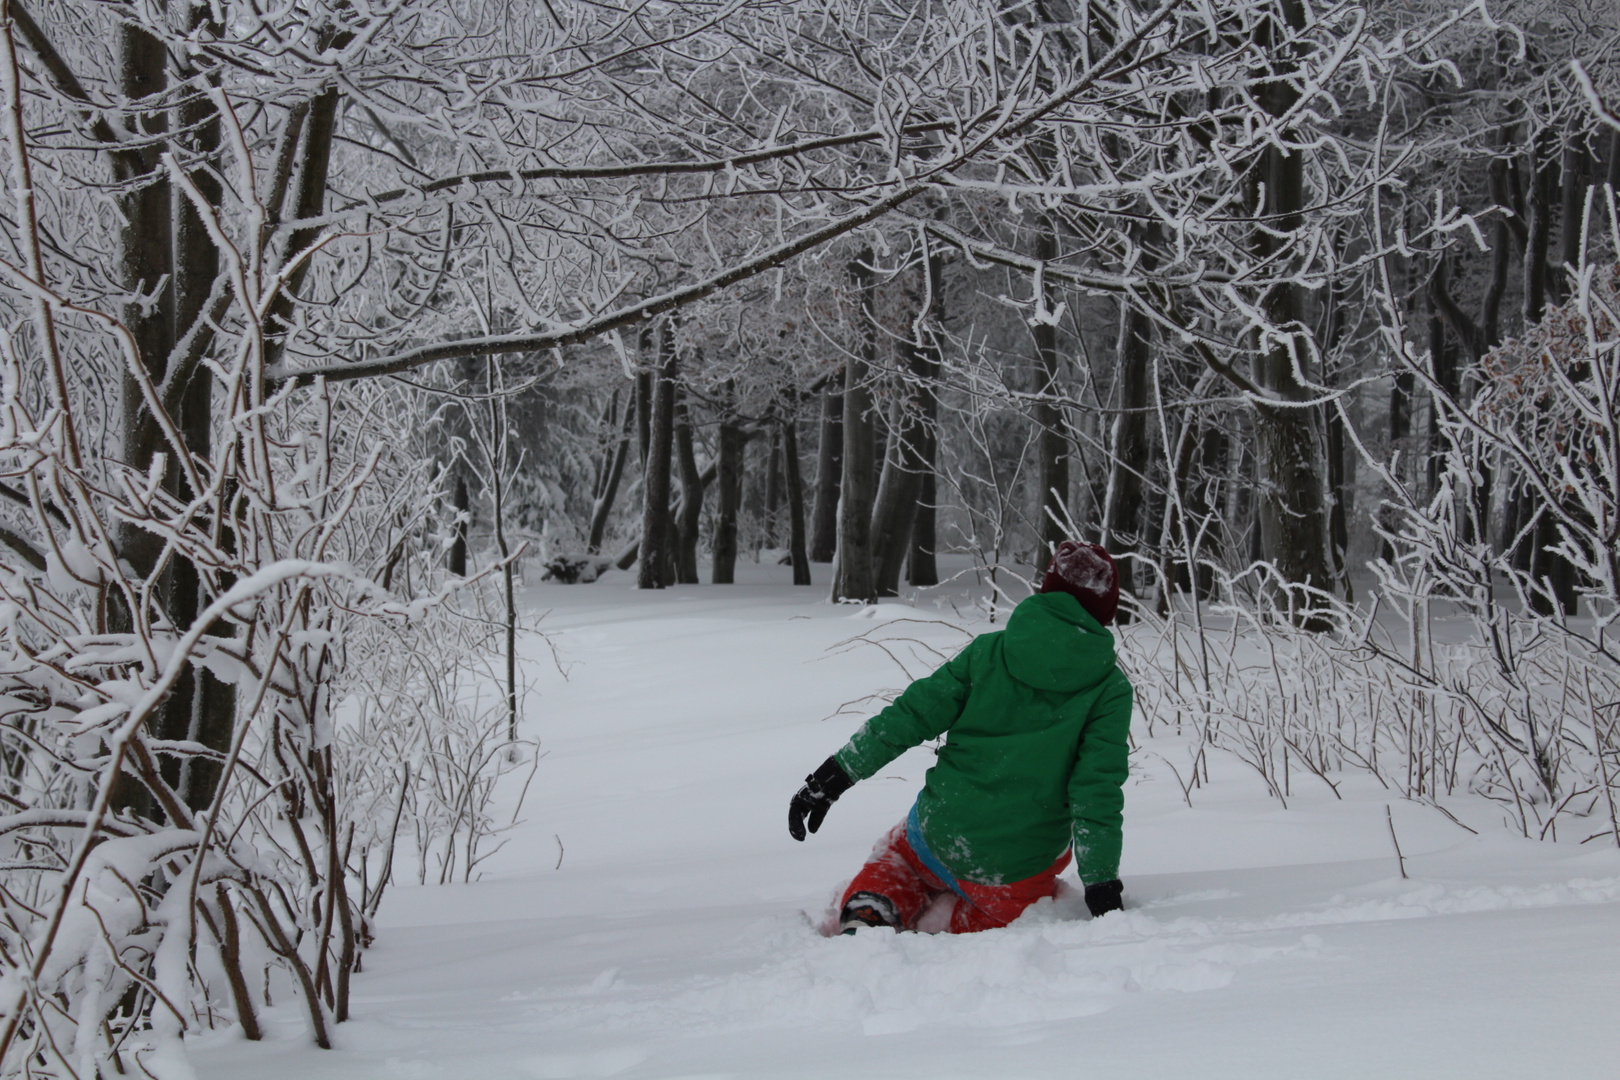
[{"xmin": 789, "ymin": 541, "xmax": 1132, "ymax": 934}]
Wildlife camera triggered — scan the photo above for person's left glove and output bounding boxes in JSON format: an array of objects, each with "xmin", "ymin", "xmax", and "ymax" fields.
[
  {"xmin": 1084, "ymin": 879, "xmax": 1124, "ymax": 918},
  {"xmin": 788, "ymin": 757, "xmax": 855, "ymax": 841}
]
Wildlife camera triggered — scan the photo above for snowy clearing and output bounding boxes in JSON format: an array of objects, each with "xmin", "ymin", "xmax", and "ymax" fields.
[{"xmin": 192, "ymin": 564, "xmax": 1620, "ymax": 1080}]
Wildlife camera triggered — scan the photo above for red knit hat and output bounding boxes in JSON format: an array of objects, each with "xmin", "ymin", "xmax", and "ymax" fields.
[{"xmin": 1040, "ymin": 541, "xmax": 1120, "ymax": 627}]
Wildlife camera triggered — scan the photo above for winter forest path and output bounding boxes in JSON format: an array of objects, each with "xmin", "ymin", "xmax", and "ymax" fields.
[{"xmin": 194, "ymin": 560, "xmax": 1620, "ymax": 1080}]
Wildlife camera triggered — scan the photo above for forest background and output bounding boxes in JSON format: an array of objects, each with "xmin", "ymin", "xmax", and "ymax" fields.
[{"xmin": 0, "ymin": 0, "xmax": 1617, "ymax": 1074}]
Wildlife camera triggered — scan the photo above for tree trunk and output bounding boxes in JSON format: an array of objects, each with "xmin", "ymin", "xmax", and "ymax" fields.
[
  {"xmin": 1523, "ymin": 129, "xmax": 1553, "ymax": 324},
  {"xmin": 1032, "ymin": 224, "xmax": 1069, "ymax": 560},
  {"xmin": 832, "ymin": 252, "xmax": 879, "ymax": 603},
  {"xmin": 116, "ymin": 20, "xmax": 172, "ymax": 575},
  {"xmin": 1321, "ymin": 272, "xmax": 1353, "ymax": 602},
  {"xmin": 764, "ymin": 425, "xmax": 783, "ymax": 547},
  {"xmin": 1482, "ymin": 118, "xmax": 1521, "ymax": 347},
  {"xmin": 1248, "ymin": 0, "xmax": 1335, "ymax": 624},
  {"xmin": 674, "ymin": 390, "xmax": 703, "ymax": 584},
  {"xmin": 110, "ymin": 22, "xmax": 173, "ymax": 821},
  {"xmin": 1188, "ymin": 426, "xmax": 1224, "ymax": 599},
  {"xmin": 908, "ymin": 469, "xmax": 938, "ymax": 587},
  {"xmin": 869, "ymin": 370, "xmax": 926, "ymax": 595},
  {"xmin": 781, "ymin": 411, "xmax": 812, "ymax": 585},
  {"xmin": 262, "ymin": 79, "xmax": 343, "ymax": 372},
  {"xmin": 1103, "ymin": 302, "xmax": 1152, "ymax": 616},
  {"xmin": 1555, "ymin": 142, "xmax": 1585, "ymax": 304},
  {"xmin": 1325, "ymin": 387, "xmax": 1353, "ymax": 602},
  {"xmin": 616, "ymin": 434, "xmax": 746, "ymax": 572},
  {"xmin": 170, "ymin": 8, "xmax": 235, "ymax": 812},
  {"xmin": 637, "ymin": 323, "xmax": 678, "ymax": 589},
  {"xmin": 712, "ymin": 387, "xmax": 744, "ymax": 584},
  {"xmin": 1156, "ymin": 416, "xmax": 1202, "ymax": 614},
  {"xmin": 907, "ymin": 252, "xmax": 943, "ymax": 590},
  {"xmin": 871, "ymin": 267, "xmax": 938, "ymax": 596},
  {"xmin": 1512, "ymin": 134, "xmax": 1585, "ymax": 607},
  {"xmin": 871, "ymin": 404, "xmax": 889, "ymax": 500},
  {"xmin": 1382, "ymin": 217, "xmax": 1418, "ymax": 566},
  {"xmin": 448, "ymin": 474, "xmax": 469, "ymax": 577},
  {"xmin": 635, "ymin": 335, "xmax": 654, "ymax": 468},
  {"xmin": 587, "ymin": 392, "xmax": 633, "ymax": 552},
  {"xmin": 809, "ymin": 368, "xmax": 844, "ymax": 562}
]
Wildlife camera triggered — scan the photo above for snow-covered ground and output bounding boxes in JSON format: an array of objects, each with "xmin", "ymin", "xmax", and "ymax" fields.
[{"xmin": 192, "ymin": 558, "xmax": 1620, "ymax": 1080}]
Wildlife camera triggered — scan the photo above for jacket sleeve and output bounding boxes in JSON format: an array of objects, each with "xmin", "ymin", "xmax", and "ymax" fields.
[
  {"xmin": 1067, "ymin": 669, "xmax": 1133, "ymax": 884},
  {"xmin": 833, "ymin": 638, "xmax": 978, "ymax": 782}
]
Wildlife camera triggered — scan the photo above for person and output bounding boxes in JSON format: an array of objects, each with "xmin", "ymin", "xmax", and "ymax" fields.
[{"xmin": 788, "ymin": 541, "xmax": 1133, "ymax": 934}]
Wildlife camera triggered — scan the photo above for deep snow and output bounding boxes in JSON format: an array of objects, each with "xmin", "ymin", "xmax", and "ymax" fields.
[{"xmin": 192, "ymin": 558, "xmax": 1620, "ymax": 1080}]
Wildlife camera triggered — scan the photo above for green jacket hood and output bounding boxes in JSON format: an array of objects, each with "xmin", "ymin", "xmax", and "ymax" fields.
[{"xmin": 1002, "ymin": 592, "xmax": 1117, "ymax": 693}]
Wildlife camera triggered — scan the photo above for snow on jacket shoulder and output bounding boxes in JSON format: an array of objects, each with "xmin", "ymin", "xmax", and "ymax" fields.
[{"xmin": 833, "ymin": 591, "xmax": 1133, "ymax": 885}]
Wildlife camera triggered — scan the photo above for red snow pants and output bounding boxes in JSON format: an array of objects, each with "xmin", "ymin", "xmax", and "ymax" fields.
[{"xmin": 840, "ymin": 820, "xmax": 1071, "ymax": 934}]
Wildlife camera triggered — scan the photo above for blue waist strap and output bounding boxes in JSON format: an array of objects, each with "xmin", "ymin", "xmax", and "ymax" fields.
[{"xmin": 906, "ymin": 803, "xmax": 969, "ymax": 902}]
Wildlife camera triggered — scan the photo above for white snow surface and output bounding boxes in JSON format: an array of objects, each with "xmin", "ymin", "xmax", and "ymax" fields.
[{"xmin": 193, "ymin": 559, "xmax": 1620, "ymax": 1080}]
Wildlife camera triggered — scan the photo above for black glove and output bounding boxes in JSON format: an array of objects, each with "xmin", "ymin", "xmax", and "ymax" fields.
[
  {"xmin": 788, "ymin": 757, "xmax": 855, "ymax": 841},
  {"xmin": 1084, "ymin": 879, "xmax": 1124, "ymax": 918}
]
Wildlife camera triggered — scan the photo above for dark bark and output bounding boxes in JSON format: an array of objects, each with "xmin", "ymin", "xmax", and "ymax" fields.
[
  {"xmin": 263, "ymin": 81, "xmax": 343, "ymax": 372},
  {"xmin": 1321, "ymin": 271, "xmax": 1353, "ymax": 602},
  {"xmin": 590, "ymin": 391, "xmax": 617, "ymax": 497},
  {"xmin": 1557, "ymin": 141, "xmax": 1588, "ymax": 296},
  {"xmin": 764, "ymin": 426, "xmax": 783, "ymax": 547},
  {"xmin": 111, "ymin": 21, "xmax": 173, "ymax": 821},
  {"xmin": 587, "ymin": 391, "xmax": 633, "ymax": 552},
  {"xmin": 447, "ymin": 358, "xmax": 481, "ymax": 577},
  {"xmin": 1429, "ymin": 254, "xmax": 1486, "ymax": 367},
  {"xmin": 1390, "ymin": 370, "xmax": 1413, "ymax": 441},
  {"xmin": 1031, "ymin": 224, "xmax": 1069, "ymax": 559},
  {"xmin": 257, "ymin": 17, "xmax": 357, "ymax": 372},
  {"xmin": 635, "ymin": 347, "xmax": 653, "ymax": 468},
  {"xmin": 781, "ymin": 412, "xmax": 812, "ymax": 585},
  {"xmin": 213, "ymin": 884, "xmax": 262, "ymax": 1041},
  {"xmin": 871, "ymin": 404, "xmax": 889, "ymax": 501},
  {"xmin": 615, "ymin": 432, "xmax": 747, "ymax": 573},
  {"xmin": 169, "ymin": 7, "xmax": 235, "ymax": 811},
  {"xmin": 1505, "ymin": 133, "xmax": 1587, "ymax": 605},
  {"xmin": 674, "ymin": 391, "xmax": 703, "ymax": 584},
  {"xmin": 1325, "ymin": 380, "xmax": 1352, "ymax": 600},
  {"xmin": 712, "ymin": 386, "xmax": 744, "ymax": 584},
  {"xmin": 908, "ymin": 468, "xmax": 938, "ymax": 587},
  {"xmin": 1246, "ymin": 0, "xmax": 1336, "ymax": 624},
  {"xmin": 637, "ymin": 324, "xmax": 678, "ymax": 588},
  {"xmin": 1104, "ymin": 302, "xmax": 1152, "ymax": 613},
  {"xmin": 1156, "ymin": 416, "xmax": 1203, "ymax": 615},
  {"xmin": 832, "ymin": 252, "xmax": 879, "ymax": 603},
  {"xmin": 1523, "ymin": 129, "xmax": 1554, "ymax": 323},
  {"xmin": 117, "ymin": 20, "xmax": 172, "ymax": 564},
  {"xmin": 448, "ymin": 475, "xmax": 469, "ymax": 577},
  {"xmin": 1482, "ymin": 124, "xmax": 1518, "ymax": 347},
  {"xmin": 907, "ymin": 247, "xmax": 944, "ymax": 589},
  {"xmin": 870, "ymin": 334, "xmax": 929, "ymax": 597},
  {"xmin": 1186, "ymin": 426, "xmax": 1224, "ymax": 599},
  {"xmin": 809, "ymin": 368, "xmax": 844, "ymax": 561}
]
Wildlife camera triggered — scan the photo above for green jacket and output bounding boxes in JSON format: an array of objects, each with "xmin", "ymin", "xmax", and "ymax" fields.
[{"xmin": 833, "ymin": 592, "xmax": 1132, "ymax": 885}]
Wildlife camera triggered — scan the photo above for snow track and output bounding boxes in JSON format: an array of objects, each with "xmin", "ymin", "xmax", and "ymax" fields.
[{"xmin": 193, "ymin": 567, "xmax": 1620, "ymax": 1079}]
